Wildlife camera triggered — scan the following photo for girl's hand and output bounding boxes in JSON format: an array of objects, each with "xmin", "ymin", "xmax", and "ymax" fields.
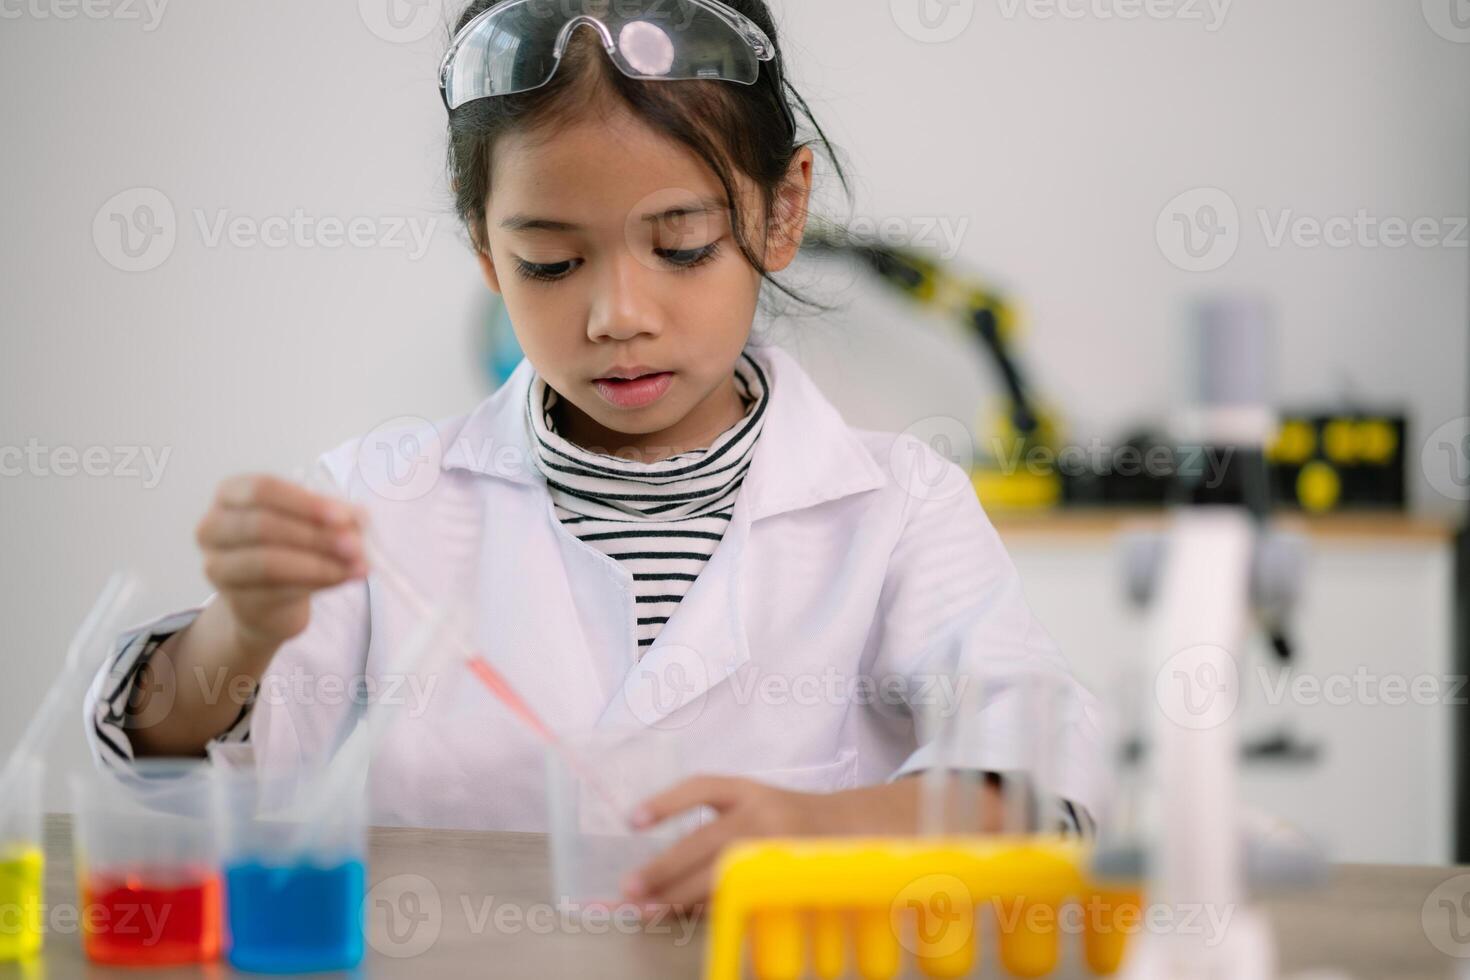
[
  {"xmin": 195, "ymin": 474, "xmax": 367, "ymax": 652},
  {"xmin": 621, "ymin": 775, "xmax": 1004, "ymax": 916}
]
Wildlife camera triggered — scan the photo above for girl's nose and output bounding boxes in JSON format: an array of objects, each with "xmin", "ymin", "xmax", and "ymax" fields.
[{"xmin": 586, "ymin": 252, "xmax": 667, "ymax": 343}]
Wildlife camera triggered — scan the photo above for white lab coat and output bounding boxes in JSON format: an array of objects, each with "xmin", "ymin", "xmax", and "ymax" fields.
[{"xmin": 93, "ymin": 343, "xmax": 1104, "ymax": 831}]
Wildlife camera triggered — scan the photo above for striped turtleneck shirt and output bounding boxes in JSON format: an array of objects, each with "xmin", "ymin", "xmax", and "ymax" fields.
[{"xmin": 526, "ymin": 352, "xmax": 770, "ymax": 654}]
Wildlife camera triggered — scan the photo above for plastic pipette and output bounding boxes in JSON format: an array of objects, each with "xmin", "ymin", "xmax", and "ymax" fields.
[
  {"xmin": 360, "ymin": 531, "xmax": 633, "ymax": 824},
  {"xmin": 293, "ymin": 464, "xmax": 633, "ymax": 824},
  {"xmin": 278, "ymin": 601, "xmax": 454, "ymax": 863},
  {"xmin": 0, "ymin": 571, "xmax": 137, "ymax": 797}
]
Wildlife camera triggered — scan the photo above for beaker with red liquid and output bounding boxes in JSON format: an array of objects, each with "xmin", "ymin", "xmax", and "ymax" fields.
[
  {"xmin": 79, "ymin": 867, "xmax": 222, "ymax": 965},
  {"xmin": 72, "ymin": 763, "xmax": 221, "ymax": 965}
]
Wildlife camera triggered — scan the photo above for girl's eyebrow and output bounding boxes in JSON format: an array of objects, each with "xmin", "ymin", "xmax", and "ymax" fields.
[{"xmin": 500, "ymin": 198, "xmax": 727, "ymax": 233}]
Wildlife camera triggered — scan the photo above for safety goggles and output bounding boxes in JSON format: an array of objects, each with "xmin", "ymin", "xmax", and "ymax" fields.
[{"xmin": 439, "ymin": 0, "xmax": 780, "ymax": 111}]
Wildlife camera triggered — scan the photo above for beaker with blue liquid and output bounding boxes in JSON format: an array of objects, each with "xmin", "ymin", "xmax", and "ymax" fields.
[{"xmin": 212, "ymin": 756, "xmax": 367, "ymax": 973}]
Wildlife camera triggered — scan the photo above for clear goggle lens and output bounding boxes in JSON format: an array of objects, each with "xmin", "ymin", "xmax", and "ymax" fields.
[{"xmin": 440, "ymin": 0, "xmax": 776, "ymax": 110}]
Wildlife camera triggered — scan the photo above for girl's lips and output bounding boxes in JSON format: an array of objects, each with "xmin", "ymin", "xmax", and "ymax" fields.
[{"xmin": 592, "ymin": 372, "xmax": 674, "ymax": 409}]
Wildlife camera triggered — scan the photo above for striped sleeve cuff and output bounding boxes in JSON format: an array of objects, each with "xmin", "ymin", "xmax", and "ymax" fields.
[
  {"xmin": 902, "ymin": 769, "xmax": 1097, "ymax": 839},
  {"xmin": 1058, "ymin": 797, "xmax": 1098, "ymax": 839},
  {"xmin": 999, "ymin": 770, "xmax": 1096, "ymax": 839},
  {"xmin": 86, "ymin": 608, "xmax": 256, "ymax": 769}
]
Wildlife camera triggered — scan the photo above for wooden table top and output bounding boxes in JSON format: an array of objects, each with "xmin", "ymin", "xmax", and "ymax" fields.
[
  {"xmin": 988, "ymin": 509, "xmax": 1460, "ymax": 544},
  {"xmin": 5, "ymin": 815, "xmax": 1465, "ymax": 979}
]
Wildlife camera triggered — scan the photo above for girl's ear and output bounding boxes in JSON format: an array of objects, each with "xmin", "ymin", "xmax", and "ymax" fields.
[
  {"xmin": 476, "ymin": 241, "xmax": 504, "ymax": 295},
  {"xmin": 764, "ymin": 146, "xmax": 815, "ymax": 274}
]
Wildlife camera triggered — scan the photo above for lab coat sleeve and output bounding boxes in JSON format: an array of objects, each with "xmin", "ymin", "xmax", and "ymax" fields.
[
  {"xmin": 82, "ymin": 458, "xmax": 370, "ymax": 772},
  {"xmin": 875, "ymin": 435, "xmax": 1107, "ymax": 827},
  {"xmin": 84, "ymin": 604, "xmax": 246, "ymax": 769}
]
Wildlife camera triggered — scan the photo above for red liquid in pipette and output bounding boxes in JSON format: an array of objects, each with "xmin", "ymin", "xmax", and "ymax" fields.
[
  {"xmin": 465, "ymin": 655, "xmax": 631, "ymax": 823},
  {"xmin": 467, "ymin": 656, "xmax": 556, "ymax": 742},
  {"xmin": 81, "ymin": 869, "xmax": 222, "ymax": 965},
  {"xmin": 353, "ymin": 536, "xmax": 632, "ymax": 826}
]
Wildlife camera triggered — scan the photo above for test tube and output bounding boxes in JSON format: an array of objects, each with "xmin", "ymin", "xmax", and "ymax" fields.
[
  {"xmin": 995, "ymin": 670, "xmax": 1065, "ymax": 979},
  {"xmin": 853, "ymin": 906, "xmax": 903, "ymax": 980},
  {"xmin": 914, "ymin": 674, "xmax": 981, "ymax": 979},
  {"xmin": 809, "ymin": 908, "xmax": 848, "ymax": 979},
  {"xmin": 749, "ymin": 908, "xmax": 805, "ymax": 980},
  {"xmin": 0, "ymin": 758, "xmax": 43, "ymax": 962},
  {"xmin": 0, "ymin": 572, "xmax": 139, "ymax": 963},
  {"xmin": 918, "ymin": 671, "xmax": 985, "ymax": 836},
  {"xmin": 1083, "ymin": 665, "xmax": 1149, "ymax": 975}
]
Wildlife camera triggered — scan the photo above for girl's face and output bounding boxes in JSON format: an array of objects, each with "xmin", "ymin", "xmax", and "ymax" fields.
[{"xmin": 477, "ymin": 102, "xmax": 812, "ymax": 460}]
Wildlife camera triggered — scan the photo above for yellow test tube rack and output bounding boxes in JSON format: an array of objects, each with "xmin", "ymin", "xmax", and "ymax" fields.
[{"xmin": 704, "ymin": 836, "xmax": 1141, "ymax": 980}]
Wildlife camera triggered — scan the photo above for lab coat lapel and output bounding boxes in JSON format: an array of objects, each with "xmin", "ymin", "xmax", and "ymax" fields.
[
  {"xmin": 593, "ymin": 496, "xmax": 753, "ymax": 731},
  {"xmin": 443, "ymin": 344, "xmax": 889, "ymax": 734},
  {"xmin": 471, "ymin": 486, "xmax": 628, "ymax": 729},
  {"xmin": 442, "ymin": 358, "xmax": 621, "ymax": 727},
  {"xmin": 591, "ymin": 344, "xmax": 888, "ymax": 731}
]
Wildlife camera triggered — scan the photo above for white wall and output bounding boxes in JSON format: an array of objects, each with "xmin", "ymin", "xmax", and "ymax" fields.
[
  {"xmin": 1, "ymin": 1, "xmax": 1466, "ymax": 816},
  {"xmin": 1004, "ymin": 530, "xmax": 1456, "ymax": 865},
  {"xmin": 771, "ymin": 0, "xmax": 1470, "ymax": 516}
]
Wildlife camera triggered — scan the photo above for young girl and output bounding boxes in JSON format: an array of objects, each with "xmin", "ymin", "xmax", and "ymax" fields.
[{"xmin": 86, "ymin": 0, "xmax": 1102, "ymax": 911}]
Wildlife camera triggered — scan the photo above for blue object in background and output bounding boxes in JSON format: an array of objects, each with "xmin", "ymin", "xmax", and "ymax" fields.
[
  {"xmin": 224, "ymin": 858, "xmax": 366, "ymax": 973},
  {"xmin": 480, "ymin": 295, "xmax": 524, "ymax": 388}
]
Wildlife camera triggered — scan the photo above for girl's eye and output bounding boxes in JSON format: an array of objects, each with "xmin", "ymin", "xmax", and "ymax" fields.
[
  {"xmin": 513, "ymin": 242, "xmax": 721, "ymax": 283},
  {"xmin": 656, "ymin": 241, "xmax": 722, "ymax": 271},
  {"xmin": 515, "ymin": 258, "xmax": 579, "ymax": 283}
]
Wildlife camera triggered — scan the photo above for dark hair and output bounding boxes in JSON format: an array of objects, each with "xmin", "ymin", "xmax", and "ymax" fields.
[{"xmin": 443, "ymin": 0, "xmax": 850, "ymax": 311}]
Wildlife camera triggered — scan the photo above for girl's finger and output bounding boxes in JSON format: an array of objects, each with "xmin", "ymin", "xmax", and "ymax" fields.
[
  {"xmin": 631, "ymin": 775, "xmax": 751, "ymax": 829},
  {"xmin": 199, "ymin": 507, "xmax": 362, "ymax": 561},
  {"xmin": 640, "ymin": 864, "xmax": 715, "ymax": 917},
  {"xmin": 227, "ymin": 584, "xmax": 313, "ymax": 611},
  {"xmin": 216, "ymin": 474, "xmax": 356, "ymax": 527},
  {"xmin": 205, "ymin": 546, "xmax": 359, "ymax": 589},
  {"xmin": 625, "ymin": 816, "xmax": 739, "ymax": 900}
]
